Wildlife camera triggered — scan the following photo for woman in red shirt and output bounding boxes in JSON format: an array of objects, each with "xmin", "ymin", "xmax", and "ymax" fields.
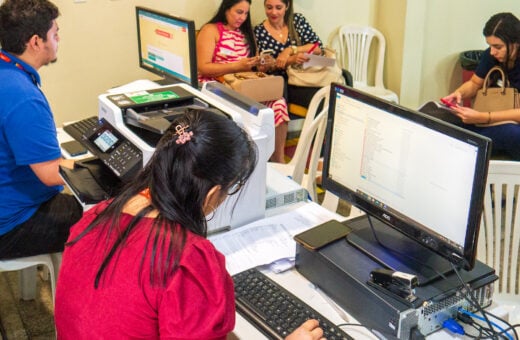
[{"xmin": 55, "ymin": 109, "xmax": 323, "ymax": 339}]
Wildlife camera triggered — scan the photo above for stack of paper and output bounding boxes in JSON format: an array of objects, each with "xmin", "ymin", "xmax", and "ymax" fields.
[{"xmin": 209, "ymin": 202, "xmax": 344, "ymax": 275}]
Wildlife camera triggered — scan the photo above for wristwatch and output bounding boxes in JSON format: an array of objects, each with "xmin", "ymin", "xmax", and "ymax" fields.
[{"xmin": 290, "ymin": 45, "xmax": 298, "ymax": 55}]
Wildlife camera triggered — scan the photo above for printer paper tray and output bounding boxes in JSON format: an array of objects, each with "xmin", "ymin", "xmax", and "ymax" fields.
[
  {"xmin": 59, "ymin": 157, "xmax": 122, "ymax": 205},
  {"xmin": 60, "ymin": 166, "xmax": 110, "ymax": 205}
]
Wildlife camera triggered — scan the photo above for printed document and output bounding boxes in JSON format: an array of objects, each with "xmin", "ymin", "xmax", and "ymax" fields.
[{"xmin": 209, "ymin": 202, "xmax": 344, "ymax": 275}]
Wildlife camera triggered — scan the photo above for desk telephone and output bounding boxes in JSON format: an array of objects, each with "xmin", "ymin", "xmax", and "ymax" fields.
[{"xmin": 61, "ymin": 117, "xmax": 143, "ymax": 204}]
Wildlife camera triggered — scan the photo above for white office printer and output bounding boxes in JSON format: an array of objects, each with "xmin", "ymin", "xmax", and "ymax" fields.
[{"xmin": 98, "ymin": 81, "xmax": 274, "ymax": 233}]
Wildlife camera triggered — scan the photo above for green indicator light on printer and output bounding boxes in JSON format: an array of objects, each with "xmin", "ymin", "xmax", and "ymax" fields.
[{"xmin": 130, "ymin": 91, "xmax": 180, "ymax": 104}]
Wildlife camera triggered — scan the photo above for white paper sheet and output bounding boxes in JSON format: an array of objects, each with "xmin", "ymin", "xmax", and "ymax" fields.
[
  {"xmin": 302, "ymin": 53, "xmax": 336, "ymax": 69},
  {"xmin": 209, "ymin": 202, "xmax": 344, "ymax": 275}
]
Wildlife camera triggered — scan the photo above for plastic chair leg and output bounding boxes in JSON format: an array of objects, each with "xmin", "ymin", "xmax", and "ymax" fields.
[{"xmin": 19, "ymin": 266, "xmax": 38, "ymax": 301}]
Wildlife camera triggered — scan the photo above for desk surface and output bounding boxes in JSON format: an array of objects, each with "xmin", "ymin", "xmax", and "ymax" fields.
[{"xmin": 226, "ymin": 200, "xmax": 513, "ymax": 340}]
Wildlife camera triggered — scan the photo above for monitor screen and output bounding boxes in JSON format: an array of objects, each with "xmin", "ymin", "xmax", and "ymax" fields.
[
  {"xmin": 322, "ymin": 84, "xmax": 491, "ymax": 282},
  {"xmin": 136, "ymin": 7, "xmax": 198, "ymax": 88}
]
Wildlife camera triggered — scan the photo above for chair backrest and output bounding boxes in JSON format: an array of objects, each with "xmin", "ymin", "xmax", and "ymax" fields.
[
  {"xmin": 300, "ymin": 110, "xmax": 327, "ymax": 201},
  {"xmin": 287, "ymin": 86, "xmax": 329, "ymax": 184},
  {"xmin": 477, "ymin": 160, "xmax": 520, "ymax": 295},
  {"xmin": 337, "ymin": 25, "xmax": 386, "ymax": 89}
]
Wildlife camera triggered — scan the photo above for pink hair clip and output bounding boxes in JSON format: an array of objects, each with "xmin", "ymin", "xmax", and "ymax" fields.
[{"xmin": 175, "ymin": 124, "xmax": 193, "ymax": 145}]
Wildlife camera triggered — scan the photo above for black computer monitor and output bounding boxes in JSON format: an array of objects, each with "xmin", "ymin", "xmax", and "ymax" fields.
[
  {"xmin": 322, "ymin": 84, "xmax": 492, "ymax": 284},
  {"xmin": 136, "ymin": 7, "xmax": 198, "ymax": 88}
]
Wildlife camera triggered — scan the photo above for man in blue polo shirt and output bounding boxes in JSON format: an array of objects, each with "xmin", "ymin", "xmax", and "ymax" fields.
[{"xmin": 0, "ymin": 0, "xmax": 82, "ymax": 259}]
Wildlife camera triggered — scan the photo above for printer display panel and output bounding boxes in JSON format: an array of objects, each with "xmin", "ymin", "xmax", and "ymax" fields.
[{"xmin": 90, "ymin": 126, "xmax": 123, "ymax": 153}]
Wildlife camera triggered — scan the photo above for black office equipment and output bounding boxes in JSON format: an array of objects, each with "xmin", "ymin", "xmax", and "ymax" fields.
[
  {"xmin": 322, "ymin": 83, "xmax": 491, "ymax": 281},
  {"xmin": 295, "ymin": 222, "xmax": 497, "ymax": 339},
  {"xmin": 295, "ymin": 84, "xmax": 496, "ymax": 338},
  {"xmin": 63, "ymin": 116, "xmax": 99, "ymax": 143},
  {"xmin": 60, "ymin": 140, "xmax": 87, "ymax": 157},
  {"xmin": 61, "ymin": 117, "xmax": 143, "ymax": 204},
  {"xmin": 233, "ymin": 267, "xmax": 353, "ymax": 340},
  {"xmin": 64, "ymin": 117, "xmax": 142, "ymax": 181},
  {"xmin": 60, "ymin": 162, "xmax": 111, "ymax": 205}
]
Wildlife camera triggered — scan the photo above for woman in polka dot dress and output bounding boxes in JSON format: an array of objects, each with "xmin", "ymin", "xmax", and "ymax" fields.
[{"xmin": 254, "ymin": 0, "xmax": 323, "ymax": 76}]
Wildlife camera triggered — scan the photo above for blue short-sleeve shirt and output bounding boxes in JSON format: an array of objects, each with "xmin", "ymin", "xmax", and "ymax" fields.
[{"xmin": 0, "ymin": 50, "xmax": 62, "ymax": 235}]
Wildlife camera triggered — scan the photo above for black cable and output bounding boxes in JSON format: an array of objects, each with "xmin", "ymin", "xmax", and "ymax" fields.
[
  {"xmin": 451, "ymin": 263, "xmax": 517, "ymax": 340},
  {"xmin": 459, "ymin": 311, "xmax": 499, "ymax": 339},
  {"xmin": 451, "ymin": 263, "xmax": 496, "ymax": 335},
  {"xmin": 467, "ymin": 322, "xmax": 492, "ymax": 339},
  {"xmin": 479, "ymin": 324, "xmax": 520, "ymax": 340}
]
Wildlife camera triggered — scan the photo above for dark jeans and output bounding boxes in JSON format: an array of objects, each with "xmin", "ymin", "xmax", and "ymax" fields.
[
  {"xmin": 465, "ymin": 124, "xmax": 520, "ymax": 160},
  {"xmin": 0, "ymin": 193, "xmax": 82, "ymax": 259},
  {"xmin": 418, "ymin": 102, "xmax": 520, "ymax": 160}
]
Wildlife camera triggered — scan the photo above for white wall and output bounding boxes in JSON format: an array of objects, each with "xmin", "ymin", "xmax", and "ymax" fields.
[
  {"xmin": 30, "ymin": 0, "xmax": 520, "ymax": 125},
  {"xmin": 388, "ymin": 0, "xmax": 520, "ymax": 109},
  {"xmin": 415, "ymin": 1, "xmax": 519, "ymax": 108}
]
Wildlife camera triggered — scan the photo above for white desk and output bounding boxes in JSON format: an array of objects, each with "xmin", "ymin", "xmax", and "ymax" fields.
[
  {"xmin": 222, "ymin": 198, "xmax": 514, "ymax": 340},
  {"xmin": 230, "ymin": 264, "xmax": 377, "ymax": 339}
]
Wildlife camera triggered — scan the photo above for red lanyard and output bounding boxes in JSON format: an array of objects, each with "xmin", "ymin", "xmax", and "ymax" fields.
[{"xmin": 0, "ymin": 51, "xmax": 38, "ymax": 85}]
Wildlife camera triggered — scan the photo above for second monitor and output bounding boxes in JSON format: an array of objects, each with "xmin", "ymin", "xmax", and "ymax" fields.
[
  {"xmin": 322, "ymin": 83, "xmax": 492, "ymax": 284},
  {"xmin": 136, "ymin": 6, "xmax": 198, "ymax": 88}
]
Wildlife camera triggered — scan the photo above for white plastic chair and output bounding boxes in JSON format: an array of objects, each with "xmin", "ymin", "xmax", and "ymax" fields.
[
  {"xmin": 270, "ymin": 86, "xmax": 329, "ymax": 202},
  {"xmin": 0, "ymin": 253, "xmax": 59, "ymax": 304},
  {"xmin": 337, "ymin": 25, "xmax": 399, "ymax": 104},
  {"xmin": 320, "ymin": 191, "xmax": 365, "ymax": 219},
  {"xmin": 477, "ymin": 160, "xmax": 520, "ymax": 315}
]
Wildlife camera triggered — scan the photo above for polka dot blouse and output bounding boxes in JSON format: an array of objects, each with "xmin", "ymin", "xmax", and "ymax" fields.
[{"xmin": 254, "ymin": 13, "xmax": 323, "ymax": 59}]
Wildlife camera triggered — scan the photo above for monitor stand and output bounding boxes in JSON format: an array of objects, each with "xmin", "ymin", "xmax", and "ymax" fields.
[
  {"xmin": 155, "ymin": 76, "xmax": 181, "ymax": 86},
  {"xmin": 154, "ymin": 76, "xmax": 200, "ymax": 89},
  {"xmin": 346, "ymin": 215, "xmax": 453, "ymax": 286}
]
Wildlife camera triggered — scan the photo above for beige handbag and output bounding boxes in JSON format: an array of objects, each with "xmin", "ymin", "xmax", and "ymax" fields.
[
  {"xmin": 474, "ymin": 66, "xmax": 520, "ymax": 126},
  {"xmin": 219, "ymin": 72, "xmax": 284, "ymax": 103},
  {"xmin": 287, "ymin": 47, "xmax": 344, "ymax": 87}
]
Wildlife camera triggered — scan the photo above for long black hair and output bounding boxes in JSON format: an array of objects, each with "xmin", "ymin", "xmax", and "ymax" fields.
[
  {"xmin": 207, "ymin": 0, "xmax": 257, "ymax": 56},
  {"xmin": 0, "ymin": 0, "xmax": 59, "ymax": 55},
  {"xmin": 68, "ymin": 109, "xmax": 258, "ymax": 288},
  {"xmin": 483, "ymin": 12, "xmax": 520, "ymax": 69}
]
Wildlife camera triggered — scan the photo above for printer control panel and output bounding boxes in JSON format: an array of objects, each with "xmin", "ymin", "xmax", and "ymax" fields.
[
  {"xmin": 103, "ymin": 140, "xmax": 141, "ymax": 177},
  {"xmin": 66, "ymin": 117, "xmax": 143, "ymax": 181},
  {"xmin": 86, "ymin": 118, "xmax": 142, "ymax": 179}
]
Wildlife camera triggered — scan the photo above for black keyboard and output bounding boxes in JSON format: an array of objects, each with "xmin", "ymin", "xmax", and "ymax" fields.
[
  {"xmin": 233, "ymin": 268, "xmax": 353, "ymax": 340},
  {"xmin": 63, "ymin": 116, "xmax": 99, "ymax": 142}
]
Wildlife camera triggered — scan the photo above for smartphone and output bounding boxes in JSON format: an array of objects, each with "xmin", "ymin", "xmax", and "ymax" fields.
[
  {"xmin": 294, "ymin": 219, "xmax": 352, "ymax": 251},
  {"xmin": 439, "ymin": 98, "xmax": 456, "ymax": 108},
  {"xmin": 61, "ymin": 140, "xmax": 88, "ymax": 157},
  {"xmin": 259, "ymin": 49, "xmax": 274, "ymax": 66}
]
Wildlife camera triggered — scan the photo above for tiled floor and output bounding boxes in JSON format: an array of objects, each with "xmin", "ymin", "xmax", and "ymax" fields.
[{"xmin": 0, "ymin": 268, "xmax": 55, "ymax": 339}]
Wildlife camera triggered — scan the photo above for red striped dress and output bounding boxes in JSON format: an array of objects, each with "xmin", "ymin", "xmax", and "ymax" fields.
[{"xmin": 199, "ymin": 23, "xmax": 289, "ymax": 127}]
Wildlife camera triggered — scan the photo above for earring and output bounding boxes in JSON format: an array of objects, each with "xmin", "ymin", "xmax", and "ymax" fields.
[{"xmin": 205, "ymin": 205, "xmax": 217, "ymax": 221}]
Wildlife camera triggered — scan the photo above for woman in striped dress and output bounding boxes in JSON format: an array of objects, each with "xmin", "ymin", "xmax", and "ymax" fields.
[{"xmin": 197, "ymin": 0, "xmax": 290, "ymax": 163}]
